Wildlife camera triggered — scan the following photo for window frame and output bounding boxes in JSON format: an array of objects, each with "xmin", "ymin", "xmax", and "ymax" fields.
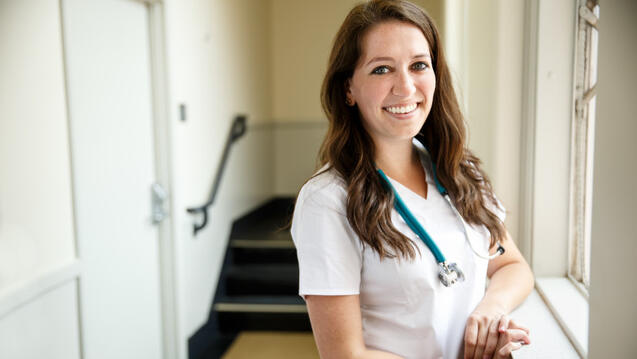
[
  {"xmin": 568, "ymin": 0, "xmax": 599, "ymax": 292},
  {"xmin": 519, "ymin": 0, "xmax": 591, "ymax": 357}
]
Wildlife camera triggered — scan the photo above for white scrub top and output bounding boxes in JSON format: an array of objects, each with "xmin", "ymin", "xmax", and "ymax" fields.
[{"xmin": 291, "ymin": 139, "xmax": 505, "ymax": 359}]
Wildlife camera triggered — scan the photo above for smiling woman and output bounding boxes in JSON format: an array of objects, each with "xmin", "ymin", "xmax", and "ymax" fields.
[
  {"xmin": 347, "ymin": 20, "xmax": 435, "ymax": 156},
  {"xmin": 291, "ymin": 1, "xmax": 534, "ymax": 359}
]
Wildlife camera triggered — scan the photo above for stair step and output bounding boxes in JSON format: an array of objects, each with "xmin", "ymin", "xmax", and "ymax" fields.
[
  {"xmin": 215, "ymin": 295, "xmax": 305, "ymax": 308},
  {"xmin": 215, "ymin": 302, "xmax": 306, "ymax": 313},
  {"xmin": 226, "ymin": 263, "xmax": 298, "ymax": 281},
  {"xmin": 231, "ymin": 240, "xmax": 297, "ymax": 264},
  {"xmin": 215, "ymin": 295, "xmax": 310, "ymax": 333},
  {"xmin": 226, "ymin": 263, "xmax": 298, "ymax": 296},
  {"xmin": 230, "ymin": 238, "xmax": 294, "ymax": 249}
]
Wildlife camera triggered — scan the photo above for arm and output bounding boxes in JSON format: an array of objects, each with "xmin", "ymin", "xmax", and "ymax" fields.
[
  {"xmin": 482, "ymin": 230, "xmax": 534, "ymax": 316},
  {"xmin": 464, "ymin": 230, "xmax": 534, "ymax": 359},
  {"xmin": 305, "ymin": 295, "xmax": 404, "ymax": 359}
]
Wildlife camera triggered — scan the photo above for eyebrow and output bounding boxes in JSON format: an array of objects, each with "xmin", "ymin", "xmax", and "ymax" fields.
[{"xmin": 365, "ymin": 53, "xmax": 431, "ymax": 66}]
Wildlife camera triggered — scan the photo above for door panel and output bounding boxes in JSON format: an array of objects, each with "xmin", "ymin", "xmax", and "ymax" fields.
[{"xmin": 61, "ymin": 0, "xmax": 163, "ymax": 358}]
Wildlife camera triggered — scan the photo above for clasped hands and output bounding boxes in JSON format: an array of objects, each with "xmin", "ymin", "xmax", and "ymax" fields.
[{"xmin": 463, "ymin": 304, "xmax": 530, "ymax": 359}]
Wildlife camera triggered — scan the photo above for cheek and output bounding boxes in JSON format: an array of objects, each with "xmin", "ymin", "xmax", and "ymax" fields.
[
  {"xmin": 360, "ymin": 81, "xmax": 388, "ymax": 102},
  {"xmin": 424, "ymin": 74, "xmax": 436, "ymax": 95}
]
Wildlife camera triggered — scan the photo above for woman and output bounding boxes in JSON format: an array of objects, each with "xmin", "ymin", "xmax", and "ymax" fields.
[{"xmin": 291, "ymin": 1, "xmax": 534, "ymax": 358}]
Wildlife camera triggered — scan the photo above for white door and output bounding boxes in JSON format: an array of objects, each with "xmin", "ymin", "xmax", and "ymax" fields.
[{"xmin": 62, "ymin": 0, "xmax": 164, "ymax": 358}]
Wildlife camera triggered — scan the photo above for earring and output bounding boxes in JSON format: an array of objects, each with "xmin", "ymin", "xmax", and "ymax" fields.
[{"xmin": 346, "ymin": 97, "xmax": 354, "ymax": 106}]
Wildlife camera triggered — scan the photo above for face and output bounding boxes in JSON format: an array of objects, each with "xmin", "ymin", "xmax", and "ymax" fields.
[{"xmin": 347, "ymin": 20, "xmax": 436, "ymax": 149}]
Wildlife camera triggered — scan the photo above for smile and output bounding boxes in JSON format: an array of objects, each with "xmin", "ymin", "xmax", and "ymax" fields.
[{"xmin": 383, "ymin": 103, "xmax": 419, "ymax": 115}]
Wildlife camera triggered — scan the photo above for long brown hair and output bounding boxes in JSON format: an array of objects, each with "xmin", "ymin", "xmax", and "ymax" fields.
[{"xmin": 316, "ymin": 0, "xmax": 506, "ymax": 260}]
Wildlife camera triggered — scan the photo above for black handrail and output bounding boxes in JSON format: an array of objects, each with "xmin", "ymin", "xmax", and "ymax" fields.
[{"xmin": 186, "ymin": 115, "xmax": 247, "ymax": 235}]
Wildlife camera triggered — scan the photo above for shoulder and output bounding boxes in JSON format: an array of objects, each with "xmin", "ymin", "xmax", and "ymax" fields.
[
  {"xmin": 291, "ymin": 165, "xmax": 363, "ymax": 257},
  {"xmin": 295, "ymin": 165, "xmax": 348, "ymax": 217}
]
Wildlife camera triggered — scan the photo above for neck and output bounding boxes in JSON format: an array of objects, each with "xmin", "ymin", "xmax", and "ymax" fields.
[{"xmin": 374, "ymin": 138, "xmax": 418, "ymax": 177}]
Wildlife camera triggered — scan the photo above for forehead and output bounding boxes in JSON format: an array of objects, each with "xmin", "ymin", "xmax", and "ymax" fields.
[{"xmin": 359, "ymin": 20, "xmax": 430, "ymax": 62}]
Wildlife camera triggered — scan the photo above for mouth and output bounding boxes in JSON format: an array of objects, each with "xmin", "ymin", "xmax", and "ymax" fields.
[{"xmin": 383, "ymin": 102, "xmax": 420, "ymax": 116}]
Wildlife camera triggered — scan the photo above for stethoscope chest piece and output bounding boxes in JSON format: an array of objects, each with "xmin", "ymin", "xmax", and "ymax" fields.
[
  {"xmin": 438, "ymin": 261, "xmax": 465, "ymax": 287},
  {"xmin": 376, "ymin": 146, "xmax": 505, "ymax": 288}
]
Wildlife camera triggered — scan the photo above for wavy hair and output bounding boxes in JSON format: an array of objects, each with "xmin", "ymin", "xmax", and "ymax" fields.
[{"xmin": 315, "ymin": 0, "xmax": 506, "ymax": 260}]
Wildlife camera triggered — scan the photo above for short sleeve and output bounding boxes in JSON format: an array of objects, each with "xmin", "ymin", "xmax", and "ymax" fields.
[
  {"xmin": 291, "ymin": 174, "xmax": 363, "ymax": 300},
  {"xmin": 487, "ymin": 195, "xmax": 506, "ymax": 223}
]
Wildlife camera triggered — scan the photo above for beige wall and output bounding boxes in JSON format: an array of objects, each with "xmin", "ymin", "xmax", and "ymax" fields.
[
  {"xmin": 491, "ymin": 0, "xmax": 524, "ymax": 241},
  {"xmin": 442, "ymin": 0, "xmax": 525, "ymax": 241},
  {"xmin": 588, "ymin": 0, "xmax": 637, "ymax": 356},
  {"xmin": 270, "ymin": 0, "xmax": 445, "ymax": 121},
  {"xmin": 270, "ymin": 0, "xmax": 360, "ymax": 121}
]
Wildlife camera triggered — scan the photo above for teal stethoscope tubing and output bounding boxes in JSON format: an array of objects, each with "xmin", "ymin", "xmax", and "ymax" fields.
[
  {"xmin": 376, "ymin": 155, "xmax": 505, "ymax": 267},
  {"xmin": 377, "ymin": 168, "xmax": 447, "ymax": 263}
]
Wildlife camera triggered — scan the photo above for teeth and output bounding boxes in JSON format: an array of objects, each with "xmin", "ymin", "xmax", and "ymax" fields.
[{"xmin": 385, "ymin": 103, "xmax": 418, "ymax": 114}]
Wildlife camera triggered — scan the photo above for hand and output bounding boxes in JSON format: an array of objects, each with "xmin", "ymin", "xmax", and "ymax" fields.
[
  {"xmin": 463, "ymin": 306, "xmax": 530, "ymax": 359},
  {"xmin": 493, "ymin": 317, "xmax": 530, "ymax": 359}
]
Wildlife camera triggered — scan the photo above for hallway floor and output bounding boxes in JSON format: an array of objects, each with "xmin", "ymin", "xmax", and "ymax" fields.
[{"xmin": 222, "ymin": 332, "xmax": 319, "ymax": 359}]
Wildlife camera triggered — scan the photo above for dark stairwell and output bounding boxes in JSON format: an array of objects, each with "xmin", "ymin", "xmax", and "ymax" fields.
[{"xmin": 188, "ymin": 197, "xmax": 312, "ymax": 359}]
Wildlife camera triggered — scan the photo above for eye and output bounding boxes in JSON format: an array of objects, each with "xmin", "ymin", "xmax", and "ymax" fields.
[
  {"xmin": 412, "ymin": 61, "xmax": 430, "ymax": 71},
  {"xmin": 371, "ymin": 65, "xmax": 390, "ymax": 75}
]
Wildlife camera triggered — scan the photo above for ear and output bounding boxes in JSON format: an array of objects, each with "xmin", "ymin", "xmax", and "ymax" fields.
[{"xmin": 345, "ymin": 78, "xmax": 355, "ymax": 106}]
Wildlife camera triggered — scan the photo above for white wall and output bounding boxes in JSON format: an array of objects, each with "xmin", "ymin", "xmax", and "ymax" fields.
[
  {"xmin": 163, "ymin": 0, "xmax": 274, "ymax": 355},
  {"xmin": 0, "ymin": 281, "xmax": 81, "ymax": 359},
  {"xmin": 0, "ymin": 1, "xmax": 81, "ymax": 358},
  {"xmin": 588, "ymin": 0, "xmax": 637, "ymax": 356},
  {"xmin": 0, "ymin": 0, "xmax": 76, "ymax": 289}
]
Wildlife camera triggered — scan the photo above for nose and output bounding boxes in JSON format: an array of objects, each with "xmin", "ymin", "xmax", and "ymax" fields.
[{"xmin": 391, "ymin": 69, "xmax": 416, "ymax": 97}]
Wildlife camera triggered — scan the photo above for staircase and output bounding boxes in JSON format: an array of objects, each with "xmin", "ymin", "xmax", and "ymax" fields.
[{"xmin": 189, "ymin": 197, "xmax": 312, "ymax": 359}]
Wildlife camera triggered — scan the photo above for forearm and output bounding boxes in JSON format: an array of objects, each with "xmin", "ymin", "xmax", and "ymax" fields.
[
  {"xmin": 321, "ymin": 346, "xmax": 404, "ymax": 359},
  {"xmin": 481, "ymin": 262, "xmax": 534, "ymax": 314}
]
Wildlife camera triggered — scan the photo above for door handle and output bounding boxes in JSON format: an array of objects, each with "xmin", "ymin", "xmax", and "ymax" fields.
[{"xmin": 151, "ymin": 182, "xmax": 168, "ymax": 224}]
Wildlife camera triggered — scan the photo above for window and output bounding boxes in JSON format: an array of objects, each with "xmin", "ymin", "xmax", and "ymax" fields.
[
  {"xmin": 520, "ymin": 1, "xmax": 597, "ymax": 355},
  {"xmin": 568, "ymin": 0, "xmax": 599, "ymax": 291}
]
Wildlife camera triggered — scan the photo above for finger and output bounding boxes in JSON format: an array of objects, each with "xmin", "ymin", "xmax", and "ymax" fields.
[
  {"xmin": 497, "ymin": 341, "xmax": 523, "ymax": 358},
  {"xmin": 483, "ymin": 319, "xmax": 500, "ymax": 359},
  {"xmin": 508, "ymin": 319, "xmax": 530, "ymax": 335},
  {"xmin": 504, "ymin": 328, "xmax": 531, "ymax": 345},
  {"xmin": 473, "ymin": 319, "xmax": 490, "ymax": 359},
  {"xmin": 464, "ymin": 321, "xmax": 479, "ymax": 359},
  {"xmin": 498, "ymin": 315, "xmax": 510, "ymax": 333},
  {"xmin": 494, "ymin": 330, "xmax": 508, "ymax": 358}
]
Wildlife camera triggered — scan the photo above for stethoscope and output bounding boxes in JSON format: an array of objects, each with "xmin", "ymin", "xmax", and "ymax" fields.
[{"xmin": 376, "ymin": 151, "xmax": 505, "ymax": 287}]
